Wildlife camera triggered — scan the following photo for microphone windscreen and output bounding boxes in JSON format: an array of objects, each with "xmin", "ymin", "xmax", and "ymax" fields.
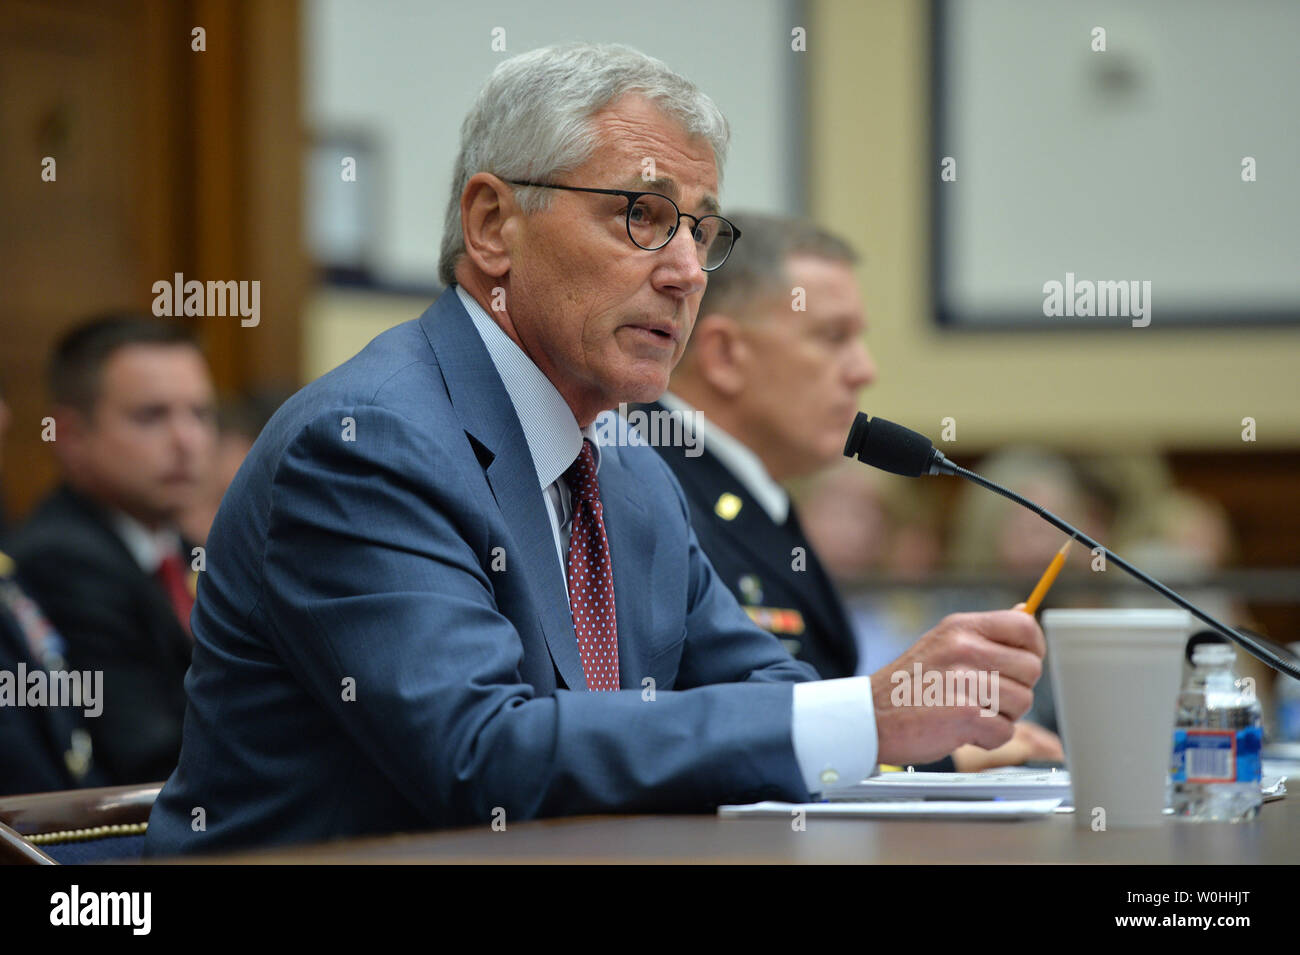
[{"xmin": 843, "ymin": 413, "xmax": 935, "ymax": 477}]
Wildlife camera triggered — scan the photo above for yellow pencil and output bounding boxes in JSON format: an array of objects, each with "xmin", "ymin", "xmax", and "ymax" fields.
[{"xmin": 1020, "ymin": 539, "xmax": 1073, "ymax": 615}]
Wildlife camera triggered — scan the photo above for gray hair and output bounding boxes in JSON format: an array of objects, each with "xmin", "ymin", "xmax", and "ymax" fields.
[
  {"xmin": 694, "ymin": 211, "xmax": 858, "ymax": 323},
  {"xmin": 437, "ymin": 42, "xmax": 730, "ymax": 288}
]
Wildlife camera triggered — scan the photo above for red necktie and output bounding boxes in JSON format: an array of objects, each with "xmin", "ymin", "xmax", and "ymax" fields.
[
  {"xmin": 156, "ymin": 552, "xmax": 195, "ymax": 638},
  {"xmin": 564, "ymin": 440, "xmax": 620, "ymax": 691}
]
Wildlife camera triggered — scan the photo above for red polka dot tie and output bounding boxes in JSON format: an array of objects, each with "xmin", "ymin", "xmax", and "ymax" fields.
[{"xmin": 564, "ymin": 440, "xmax": 620, "ymax": 691}]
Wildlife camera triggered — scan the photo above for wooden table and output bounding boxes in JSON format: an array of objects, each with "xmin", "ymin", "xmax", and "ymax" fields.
[{"xmin": 180, "ymin": 793, "xmax": 1298, "ymax": 864}]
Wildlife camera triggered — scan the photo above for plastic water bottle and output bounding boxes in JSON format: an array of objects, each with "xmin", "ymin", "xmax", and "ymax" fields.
[
  {"xmin": 1276, "ymin": 642, "xmax": 1300, "ymax": 742},
  {"xmin": 1170, "ymin": 643, "xmax": 1262, "ymax": 821}
]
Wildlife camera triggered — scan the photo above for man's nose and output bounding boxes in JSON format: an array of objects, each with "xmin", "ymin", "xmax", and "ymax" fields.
[
  {"xmin": 172, "ymin": 412, "xmax": 212, "ymax": 457},
  {"xmin": 847, "ymin": 339, "xmax": 877, "ymax": 390},
  {"xmin": 651, "ymin": 225, "xmax": 707, "ymax": 298}
]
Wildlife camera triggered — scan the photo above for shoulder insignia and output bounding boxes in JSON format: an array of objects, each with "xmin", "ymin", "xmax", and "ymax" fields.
[{"xmin": 714, "ymin": 492, "xmax": 743, "ymax": 521}]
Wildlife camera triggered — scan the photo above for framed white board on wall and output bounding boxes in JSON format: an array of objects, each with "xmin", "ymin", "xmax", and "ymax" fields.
[{"xmin": 931, "ymin": 0, "xmax": 1300, "ymax": 330}]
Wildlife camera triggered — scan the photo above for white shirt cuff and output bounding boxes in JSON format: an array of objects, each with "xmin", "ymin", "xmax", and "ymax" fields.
[{"xmin": 791, "ymin": 676, "xmax": 878, "ymax": 796}]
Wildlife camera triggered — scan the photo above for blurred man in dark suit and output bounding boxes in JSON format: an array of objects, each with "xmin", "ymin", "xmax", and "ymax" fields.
[
  {"xmin": 8, "ymin": 315, "xmax": 216, "ymax": 784},
  {"xmin": 0, "ymin": 373, "xmax": 105, "ymax": 794},
  {"xmin": 0, "ymin": 548, "xmax": 104, "ymax": 795},
  {"xmin": 645, "ymin": 212, "xmax": 1062, "ymax": 770},
  {"xmin": 0, "ymin": 377, "xmax": 10, "ymax": 543}
]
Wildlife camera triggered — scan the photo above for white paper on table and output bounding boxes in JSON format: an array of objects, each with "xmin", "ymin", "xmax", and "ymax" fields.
[
  {"xmin": 823, "ymin": 770, "xmax": 1072, "ymax": 803},
  {"xmin": 717, "ymin": 797, "xmax": 1064, "ymax": 821},
  {"xmin": 818, "ymin": 769, "xmax": 1285, "ymax": 809}
]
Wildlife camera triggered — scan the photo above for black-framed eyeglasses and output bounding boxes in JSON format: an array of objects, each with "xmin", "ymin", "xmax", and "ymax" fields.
[{"xmin": 505, "ymin": 180, "xmax": 740, "ymax": 272}]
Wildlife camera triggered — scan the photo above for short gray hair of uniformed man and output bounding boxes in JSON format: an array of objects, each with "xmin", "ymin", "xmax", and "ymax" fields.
[
  {"xmin": 687, "ymin": 211, "xmax": 859, "ymax": 334},
  {"xmin": 437, "ymin": 42, "xmax": 731, "ymax": 289}
]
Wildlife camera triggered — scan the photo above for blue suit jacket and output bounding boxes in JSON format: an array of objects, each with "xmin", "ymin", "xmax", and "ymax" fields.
[{"xmin": 145, "ymin": 289, "xmax": 819, "ymax": 855}]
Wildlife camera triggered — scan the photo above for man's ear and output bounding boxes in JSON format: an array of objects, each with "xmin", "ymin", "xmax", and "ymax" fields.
[
  {"xmin": 48, "ymin": 405, "xmax": 89, "ymax": 468},
  {"xmin": 687, "ymin": 313, "xmax": 748, "ymax": 399},
  {"xmin": 460, "ymin": 173, "xmax": 517, "ymax": 278}
]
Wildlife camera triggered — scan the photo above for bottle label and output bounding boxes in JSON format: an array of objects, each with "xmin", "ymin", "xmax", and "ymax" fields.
[{"xmin": 1172, "ymin": 727, "xmax": 1262, "ymax": 784}]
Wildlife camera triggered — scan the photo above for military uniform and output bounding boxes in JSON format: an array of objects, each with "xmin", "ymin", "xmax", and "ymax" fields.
[
  {"xmin": 637, "ymin": 402, "xmax": 858, "ymax": 680},
  {"xmin": 7, "ymin": 486, "xmax": 194, "ymax": 784},
  {"xmin": 0, "ymin": 549, "xmax": 101, "ymax": 794}
]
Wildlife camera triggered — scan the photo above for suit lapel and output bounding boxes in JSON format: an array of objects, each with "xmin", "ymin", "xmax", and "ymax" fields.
[{"xmin": 420, "ymin": 291, "xmax": 588, "ymax": 691}]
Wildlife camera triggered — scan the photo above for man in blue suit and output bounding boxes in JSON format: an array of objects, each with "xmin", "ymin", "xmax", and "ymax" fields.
[{"xmin": 146, "ymin": 43, "xmax": 1045, "ymax": 855}]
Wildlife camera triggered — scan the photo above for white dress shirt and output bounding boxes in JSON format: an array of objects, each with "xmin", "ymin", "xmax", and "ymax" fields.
[
  {"xmin": 110, "ymin": 511, "xmax": 183, "ymax": 575},
  {"xmin": 457, "ymin": 285, "xmax": 877, "ymax": 794}
]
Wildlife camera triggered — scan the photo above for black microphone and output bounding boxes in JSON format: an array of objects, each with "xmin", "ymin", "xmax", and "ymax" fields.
[
  {"xmin": 843, "ymin": 413, "xmax": 955, "ymax": 477},
  {"xmin": 843, "ymin": 411, "xmax": 1300, "ymax": 680}
]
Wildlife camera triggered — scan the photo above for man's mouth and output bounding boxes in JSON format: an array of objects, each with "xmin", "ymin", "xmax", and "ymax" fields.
[{"xmin": 624, "ymin": 322, "xmax": 678, "ymax": 344}]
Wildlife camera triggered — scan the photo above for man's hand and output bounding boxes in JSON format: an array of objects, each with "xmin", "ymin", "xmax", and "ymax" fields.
[
  {"xmin": 951, "ymin": 720, "xmax": 1064, "ymax": 773},
  {"xmin": 871, "ymin": 605, "xmax": 1046, "ymax": 766}
]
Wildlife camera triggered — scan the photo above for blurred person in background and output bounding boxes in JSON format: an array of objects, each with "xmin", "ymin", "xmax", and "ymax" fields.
[
  {"xmin": 1, "ymin": 372, "xmax": 107, "ymax": 794},
  {"xmin": 8, "ymin": 315, "xmax": 216, "ymax": 784},
  {"xmin": 947, "ymin": 447, "xmax": 1104, "ymax": 584},
  {"xmin": 800, "ymin": 461, "xmax": 954, "ymax": 676},
  {"xmin": 0, "ymin": 376, "xmax": 10, "ymax": 543},
  {"xmin": 1115, "ymin": 487, "xmax": 1276, "ymax": 729},
  {"xmin": 647, "ymin": 212, "xmax": 1061, "ymax": 771},
  {"xmin": 0, "ymin": 548, "xmax": 105, "ymax": 795},
  {"xmin": 947, "ymin": 447, "xmax": 1125, "ymax": 736},
  {"xmin": 955, "ymin": 449, "xmax": 1267, "ymax": 736}
]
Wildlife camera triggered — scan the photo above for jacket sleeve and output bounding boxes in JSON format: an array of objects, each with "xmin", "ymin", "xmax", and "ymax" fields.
[{"xmin": 260, "ymin": 405, "xmax": 813, "ymax": 827}]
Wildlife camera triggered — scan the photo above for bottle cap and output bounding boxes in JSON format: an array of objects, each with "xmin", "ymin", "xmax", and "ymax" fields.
[
  {"xmin": 1191, "ymin": 643, "xmax": 1235, "ymax": 666},
  {"xmin": 1185, "ymin": 629, "xmax": 1230, "ymax": 664}
]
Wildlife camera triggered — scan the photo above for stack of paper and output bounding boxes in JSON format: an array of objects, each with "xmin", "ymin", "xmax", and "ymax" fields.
[
  {"xmin": 716, "ymin": 767, "xmax": 1286, "ymax": 820},
  {"xmin": 717, "ymin": 798, "xmax": 1063, "ymax": 820},
  {"xmin": 824, "ymin": 769, "xmax": 1071, "ymax": 803}
]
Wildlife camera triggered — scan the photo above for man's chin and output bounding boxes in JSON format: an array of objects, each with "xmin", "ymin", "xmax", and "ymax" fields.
[
  {"xmin": 607, "ymin": 366, "xmax": 672, "ymax": 407},
  {"xmin": 615, "ymin": 381, "xmax": 670, "ymax": 409},
  {"xmin": 145, "ymin": 490, "xmax": 198, "ymax": 523}
]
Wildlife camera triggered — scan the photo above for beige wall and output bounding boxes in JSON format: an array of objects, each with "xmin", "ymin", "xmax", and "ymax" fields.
[
  {"xmin": 808, "ymin": 0, "xmax": 1299, "ymax": 452},
  {"xmin": 301, "ymin": 2, "xmax": 1298, "ymax": 451},
  {"xmin": 301, "ymin": 288, "xmax": 431, "ymax": 383}
]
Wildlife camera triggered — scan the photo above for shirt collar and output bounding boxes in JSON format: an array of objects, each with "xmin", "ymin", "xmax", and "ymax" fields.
[
  {"xmin": 659, "ymin": 391, "xmax": 789, "ymax": 525},
  {"xmin": 456, "ymin": 285, "xmax": 601, "ymax": 485},
  {"xmin": 110, "ymin": 511, "xmax": 181, "ymax": 574}
]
